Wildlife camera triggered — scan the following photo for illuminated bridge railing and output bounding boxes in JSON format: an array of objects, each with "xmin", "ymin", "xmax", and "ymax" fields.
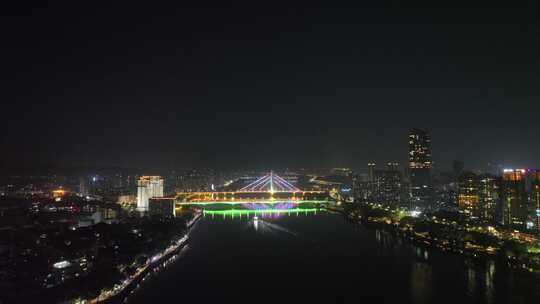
[
  {"xmin": 202, "ymin": 208, "xmax": 321, "ymax": 218},
  {"xmin": 175, "ymin": 191, "xmax": 330, "ymax": 204}
]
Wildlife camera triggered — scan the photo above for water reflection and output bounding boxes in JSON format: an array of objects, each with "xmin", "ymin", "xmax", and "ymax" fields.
[
  {"xmin": 467, "ymin": 265, "xmax": 477, "ymax": 297},
  {"xmin": 200, "ymin": 202, "xmax": 324, "ymax": 220},
  {"xmin": 414, "ymin": 247, "xmax": 430, "ymax": 262},
  {"xmin": 132, "ymin": 208, "xmax": 539, "ymax": 304},
  {"xmin": 463, "ymin": 259, "xmax": 499, "ymax": 303},
  {"xmin": 485, "ymin": 260, "xmax": 496, "ymax": 304},
  {"xmin": 411, "ymin": 262, "xmax": 433, "ymax": 304},
  {"xmin": 253, "ymin": 216, "xmax": 259, "ymax": 232},
  {"xmin": 375, "ymin": 229, "xmax": 403, "ymax": 258}
]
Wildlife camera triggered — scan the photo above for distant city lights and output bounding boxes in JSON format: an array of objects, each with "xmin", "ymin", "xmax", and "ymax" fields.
[
  {"xmin": 410, "ymin": 210, "xmax": 422, "ymax": 218},
  {"xmin": 53, "ymin": 260, "xmax": 72, "ymax": 269}
]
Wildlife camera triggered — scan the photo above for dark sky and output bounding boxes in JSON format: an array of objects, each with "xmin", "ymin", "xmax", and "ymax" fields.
[{"xmin": 2, "ymin": 1, "xmax": 539, "ymax": 172}]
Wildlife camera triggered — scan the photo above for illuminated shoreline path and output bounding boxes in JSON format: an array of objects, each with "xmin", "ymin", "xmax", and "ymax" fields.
[{"xmin": 175, "ymin": 172, "xmax": 330, "ymax": 205}]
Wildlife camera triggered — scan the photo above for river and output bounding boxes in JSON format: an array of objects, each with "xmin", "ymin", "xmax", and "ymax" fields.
[{"xmin": 129, "ymin": 207, "xmax": 539, "ymax": 303}]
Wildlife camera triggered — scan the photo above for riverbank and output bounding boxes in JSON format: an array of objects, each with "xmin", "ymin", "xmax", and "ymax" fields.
[
  {"xmin": 326, "ymin": 203, "xmax": 540, "ymax": 274},
  {"xmin": 121, "ymin": 209, "xmax": 540, "ymax": 304},
  {"xmin": 68, "ymin": 211, "xmax": 202, "ymax": 304}
]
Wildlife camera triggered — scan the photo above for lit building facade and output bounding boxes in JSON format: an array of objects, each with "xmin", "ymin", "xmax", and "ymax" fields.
[
  {"xmin": 458, "ymin": 172, "xmax": 479, "ymax": 217},
  {"xmin": 408, "ymin": 128, "xmax": 432, "ymax": 206},
  {"xmin": 375, "ymin": 165, "xmax": 402, "ymax": 206},
  {"xmin": 478, "ymin": 174, "xmax": 500, "ymax": 222},
  {"xmin": 365, "ymin": 162, "xmax": 403, "ymax": 206},
  {"xmin": 137, "ymin": 176, "xmax": 164, "ymax": 212},
  {"xmin": 458, "ymin": 172, "xmax": 501, "ymax": 223},
  {"xmin": 79, "ymin": 177, "xmax": 89, "ymax": 196},
  {"xmin": 117, "ymin": 194, "xmax": 137, "ymax": 205},
  {"xmin": 528, "ymin": 170, "xmax": 540, "ymax": 233},
  {"xmin": 501, "ymin": 169, "xmax": 527, "ymax": 228},
  {"xmin": 367, "ymin": 163, "xmax": 376, "ymax": 182}
]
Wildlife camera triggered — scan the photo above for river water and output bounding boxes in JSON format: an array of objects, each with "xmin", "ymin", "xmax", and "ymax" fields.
[{"xmin": 130, "ymin": 207, "xmax": 539, "ymax": 303}]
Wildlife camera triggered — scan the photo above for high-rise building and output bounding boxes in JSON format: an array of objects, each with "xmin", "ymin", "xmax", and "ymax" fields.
[
  {"xmin": 523, "ymin": 170, "xmax": 540, "ymax": 233},
  {"xmin": 501, "ymin": 169, "xmax": 527, "ymax": 228},
  {"xmin": 374, "ymin": 165, "xmax": 402, "ymax": 206},
  {"xmin": 527, "ymin": 171, "xmax": 540, "ymax": 234},
  {"xmin": 478, "ymin": 174, "xmax": 500, "ymax": 222},
  {"xmin": 409, "ymin": 128, "xmax": 432, "ymax": 169},
  {"xmin": 458, "ymin": 172, "xmax": 479, "ymax": 217},
  {"xmin": 367, "ymin": 163, "xmax": 376, "ymax": 182},
  {"xmin": 137, "ymin": 176, "xmax": 164, "ymax": 212},
  {"xmin": 79, "ymin": 176, "xmax": 89, "ymax": 196},
  {"xmin": 458, "ymin": 172, "xmax": 500, "ymax": 222},
  {"xmin": 408, "ymin": 128, "xmax": 432, "ymax": 207}
]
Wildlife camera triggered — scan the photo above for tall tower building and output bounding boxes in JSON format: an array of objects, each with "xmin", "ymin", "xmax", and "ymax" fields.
[
  {"xmin": 501, "ymin": 169, "xmax": 527, "ymax": 228},
  {"xmin": 528, "ymin": 171, "xmax": 540, "ymax": 234},
  {"xmin": 526, "ymin": 170, "xmax": 540, "ymax": 233},
  {"xmin": 458, "ymin": 172, "xmax": 479, "ymax": 217},
  {"xmin": 458, "ymin": 172, "xmax": 500, "ymax": 222},
  {"xmin": 379, "ymin": 164, "xmax": 402, "ymax": 206},
  {"xmin": 408, "ymin": 128, "xmax": 432, "ymax": 207},
  {"xmin": 367, "ymin": 163, "xmax": 376, "ymax": 182},
  {"xmin": 478, "ymin": 174, "xmax": 500, "ymax": 222},
  {"xmin": 79, "ymin": 176, "xmax": 89, "ymax": 197},
  {"xmin": 137, "ymin": 176, "xmax": 164, "ymax": 212}
]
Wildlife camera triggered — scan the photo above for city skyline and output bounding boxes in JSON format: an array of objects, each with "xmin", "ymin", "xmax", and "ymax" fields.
[
  {"xmin": 2, "ymin": 2, "xmax": 540, "ymax": 303},
  {"xmin": 2, "ymin": 3, "xmax": 540, "ymax": 171},
  {"xmin": 0, "ymin": 125, "xmax": 536, "ymax": 174}
]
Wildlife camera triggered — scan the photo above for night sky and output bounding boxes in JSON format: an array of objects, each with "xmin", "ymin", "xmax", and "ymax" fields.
[{"xmin": 2, "ymin": 2, "xmax": 540, "ymax": 172}]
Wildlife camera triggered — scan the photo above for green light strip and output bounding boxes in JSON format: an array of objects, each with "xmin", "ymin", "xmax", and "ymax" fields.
[
  {"xmin": 179, "ymin": 200, "xmax": 329, "ymax": 206},
  {"xmin": 203, "ymin": 208, "xmax": 321, "ymax": 216}
]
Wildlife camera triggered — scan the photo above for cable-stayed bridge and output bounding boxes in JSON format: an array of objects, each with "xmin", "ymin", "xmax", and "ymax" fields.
[
  {"xmin": 175, "ymin": 172, "xmax": 329, "ymax": 204},
  {"xmin": 239, "ymin": 172, "xmax": 300, "ymax": 192}
]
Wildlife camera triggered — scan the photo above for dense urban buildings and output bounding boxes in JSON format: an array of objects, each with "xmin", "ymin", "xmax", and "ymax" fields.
[
  {"xmin": 3, "ymin": 2, "xmax": 540, "ymax": 303},
  {"xmin": 137, "ymin": 176, "xmax": 164, "ymax": 212},
  {"xmin": 1, "ymin": 156, "xmax": 540, "ymax": 303}
]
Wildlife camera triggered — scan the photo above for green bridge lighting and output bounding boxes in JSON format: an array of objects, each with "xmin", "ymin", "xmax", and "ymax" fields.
[{"xmin": 202, "ymin": 208, "xmax": 322, "ymax": 217}]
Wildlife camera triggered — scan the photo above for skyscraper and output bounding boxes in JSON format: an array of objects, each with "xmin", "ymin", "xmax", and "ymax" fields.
[
  {"xmin": 408, "ymin": 128, "xmax": 432, "ymax": 207},
  {"xmin": 79, "ymin": 176, "xmax": 89, "ymax": 197},
  {"xmin": 501, "ymin": 169, "xmax": 527, "ymax": 228},
  {"xmin": 377, "ymin": 164, "xmax": 402, "ymax": 206},
  {"xmin": 458, "ymin": 172, "xmax": 479, "ymax": 217},
  {"xmin": 137, "ymin": 176, "xmax": 164, "ymax": 212},
  {"xmin": 530, "ymin": 171, "xmax": 540, "ymax": 234},
  {"xmin": 458, "ymin": 172, "xmax": 500, "ymax": 222},
  {"xmin": 367, "ymin": 163, "xmax": 376, "ymax": 182},
  {"xmin": 478, "ymin": 174, "xmax": 500, "ymax": 222}
]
